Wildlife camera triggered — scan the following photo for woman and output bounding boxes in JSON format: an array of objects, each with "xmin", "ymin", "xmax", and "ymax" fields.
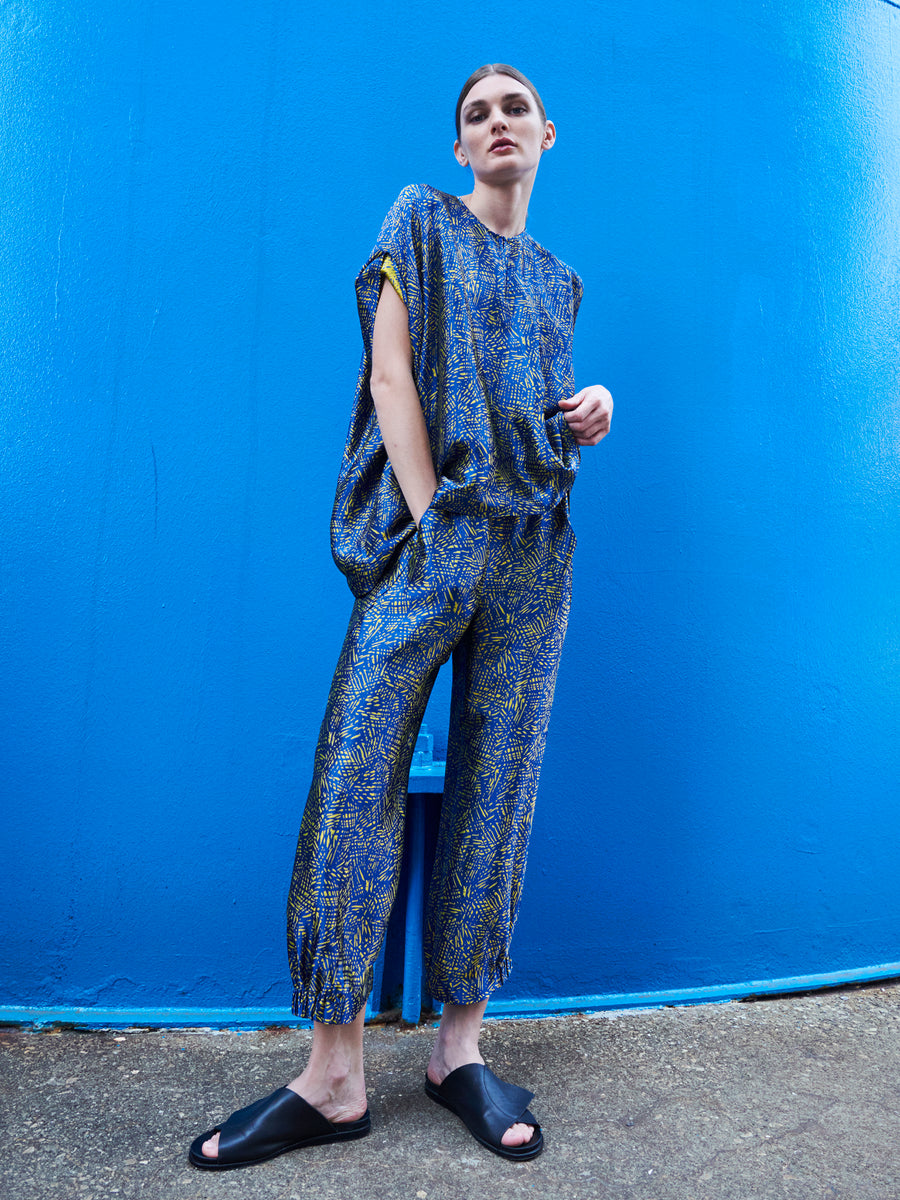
[{"xmin": 189, "ymin": 62, "xmax": 612, "ymax": 1170}]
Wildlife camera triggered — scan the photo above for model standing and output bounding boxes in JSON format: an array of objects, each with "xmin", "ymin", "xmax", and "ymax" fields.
[{"xmin": 190, "ymin": 62, "xmax": 613, "ymax": 1170}]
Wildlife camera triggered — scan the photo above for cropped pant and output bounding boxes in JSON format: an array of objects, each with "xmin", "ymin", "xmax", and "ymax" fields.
[{"xmin": 287, "ymin": 500, "xmax": 575, "ymax": 1023}]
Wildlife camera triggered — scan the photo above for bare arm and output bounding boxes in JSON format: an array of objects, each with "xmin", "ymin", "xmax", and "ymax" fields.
[{"xmin": 370, "ymin": 279, "xmax": 437, "ymax": 525}]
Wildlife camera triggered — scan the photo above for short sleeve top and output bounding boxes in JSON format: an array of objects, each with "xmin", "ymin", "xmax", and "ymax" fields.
[{"xmin": 332, "ymin": 184, "xmax": 583, "ymax": 597}]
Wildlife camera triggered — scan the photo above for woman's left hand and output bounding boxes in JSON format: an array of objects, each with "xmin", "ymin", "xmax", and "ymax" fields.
[{"xmin": 558, "ymin": 385, "xmax": 613, "ymax": 446}]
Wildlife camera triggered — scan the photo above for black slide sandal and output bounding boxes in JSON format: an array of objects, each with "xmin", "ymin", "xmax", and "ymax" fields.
[
  {"xmin": 425, "ymin": 1063, "xmax": 544, "ymax": 1161},
  {"xmin": 188, "ymin": 1086, "xmax": 370, "ymax": 1171}
]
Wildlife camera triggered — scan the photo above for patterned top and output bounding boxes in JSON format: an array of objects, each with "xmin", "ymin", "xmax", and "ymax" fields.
[{"xmin": 332, "ymin": 184, "xmax": 583, "ymax": 597}]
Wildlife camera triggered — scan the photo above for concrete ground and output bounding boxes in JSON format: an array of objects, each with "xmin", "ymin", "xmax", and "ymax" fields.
[{"xmin": 2, "ymin": 981, "xmax": 899, "ymax": 1200}]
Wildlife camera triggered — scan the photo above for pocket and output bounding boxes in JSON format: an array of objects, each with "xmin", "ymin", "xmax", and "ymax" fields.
[
  {"xmin": 415, "ymin": 480, "xmax": 449, "ymax": 545},
  {"xmin": 556, "ymin": 492, "xmax": 577, "ymax": 561},
  {"xmin": 408, "ymin": 495, "xmax": 439, "ymax": 585},
  {"xmin": 417, "ymin": 494, "xmax": 438, "ymax": 535},
  {"xmin": 544, "ymin": 407, "xmax": 579, "ymax": 468}
]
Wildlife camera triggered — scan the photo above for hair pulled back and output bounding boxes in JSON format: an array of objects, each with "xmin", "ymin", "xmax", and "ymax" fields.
[{"xmin": 454, "ymin": 64, "xmax": 547, "ymax": 139}]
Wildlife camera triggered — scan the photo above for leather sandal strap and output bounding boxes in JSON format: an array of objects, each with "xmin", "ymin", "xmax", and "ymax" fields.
[
  {"xmin": 218, "ymin": 1087, "xmax": 333, "ymax": 1163},
  {"xmin": 437, "ymin": 1064, "xmax": 536, "ymax": 1146}
]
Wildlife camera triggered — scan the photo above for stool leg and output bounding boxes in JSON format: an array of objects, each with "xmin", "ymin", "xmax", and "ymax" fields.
[
  {"xmin": 365, "ymin": 939, "xmax": 386, "ymax": 1021},
  {"xmin": 402, "ymin": 792, "xmax": 425, "ymax": 1023}
]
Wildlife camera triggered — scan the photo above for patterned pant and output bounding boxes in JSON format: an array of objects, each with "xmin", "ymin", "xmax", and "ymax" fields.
[{"xmin": 287, "ymin": 501, "xmax": 575, "ymax": 1023}]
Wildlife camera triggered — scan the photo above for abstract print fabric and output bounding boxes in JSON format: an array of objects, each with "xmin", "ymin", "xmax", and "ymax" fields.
[
  {"xmin": 287, "ymin": 503, "xmax": 575, "ymax": 1023},
  {"xmin": 332, "ymin": 185, "xmax": 583, "ymax": 599},
  {"xmin": 286, "ymin": 185, "xmax": 583, "ymax": 1024}
]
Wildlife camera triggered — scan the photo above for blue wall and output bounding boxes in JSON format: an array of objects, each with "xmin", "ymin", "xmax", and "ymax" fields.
[{"xmin": 2, "ymin": 1, "xmax": 899, "ymax": 1018}]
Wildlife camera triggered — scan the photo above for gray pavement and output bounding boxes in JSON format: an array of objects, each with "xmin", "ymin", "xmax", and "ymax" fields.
[{"xmin": 2, "ymin": 981, "xmax": 899, "ymax": 1200}]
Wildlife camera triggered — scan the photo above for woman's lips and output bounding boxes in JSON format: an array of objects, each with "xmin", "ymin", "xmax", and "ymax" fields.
[{"xmin": 490, "ymin": 139, "xmax": 515, "ymax": 152}]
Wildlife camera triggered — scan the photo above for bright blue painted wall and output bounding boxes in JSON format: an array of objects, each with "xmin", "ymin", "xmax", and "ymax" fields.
[{"xmin": 2, "ymin": 1, "xmax": 899, "ymax": 1014}]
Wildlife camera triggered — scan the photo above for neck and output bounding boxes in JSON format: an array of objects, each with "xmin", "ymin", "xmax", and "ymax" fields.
[{"xmin": 459, "ymin": 175, "xmax": 535, "ymax": 238}]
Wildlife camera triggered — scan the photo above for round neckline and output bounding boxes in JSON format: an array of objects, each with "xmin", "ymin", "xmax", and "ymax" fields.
[{"xmin": 445, "ymin": 190, "xmax": 527, "ymax": 243}]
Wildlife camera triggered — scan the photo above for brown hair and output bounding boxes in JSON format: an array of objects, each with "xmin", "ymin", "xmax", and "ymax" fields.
[{"xmin": 455, "ymin": 64, "xmax": 547, "ymax": 140}]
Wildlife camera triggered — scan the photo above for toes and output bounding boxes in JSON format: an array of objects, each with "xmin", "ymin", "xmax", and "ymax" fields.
[
  {"xmin": 501, "ymin": 1121, "xmax": 534, "ymax": 1147},
  {"xmin": 201, "ymin": 1133, "xmax": 220, "ymax": 1159}
]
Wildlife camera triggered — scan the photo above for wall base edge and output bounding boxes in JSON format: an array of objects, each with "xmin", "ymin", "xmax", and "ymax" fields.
[{"xmin": 2, "ymin": 962, "xmax": 899, "ymax": 1030}]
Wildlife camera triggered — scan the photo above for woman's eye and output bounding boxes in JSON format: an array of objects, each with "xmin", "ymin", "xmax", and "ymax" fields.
[{"xmin": 509, "ymin": 105, "xmax": 527, "ymax": 116}]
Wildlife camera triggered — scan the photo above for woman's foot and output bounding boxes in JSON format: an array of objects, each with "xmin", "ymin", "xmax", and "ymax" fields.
[
  {"xmin": 199, "ymin": 1011, "xmax": 367, "ymax": 1160},
  {"xmin": 426, "ymin": 1001, "xmax": 534, "ymax": 1148}
]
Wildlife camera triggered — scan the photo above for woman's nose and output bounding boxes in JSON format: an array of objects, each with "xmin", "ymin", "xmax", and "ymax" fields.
[{"xmin": 490, "ymin": 111, "xmax": 508, "ymax": 133}]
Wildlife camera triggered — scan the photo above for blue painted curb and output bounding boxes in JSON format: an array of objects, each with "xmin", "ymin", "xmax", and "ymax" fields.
[
  {"xmin": 483, "ymin": 962, "xmax": 900, "ymax": 1019},
  {"xmin": 3, "ymin": 962, "xmax": 898, "ymax": 1030}
]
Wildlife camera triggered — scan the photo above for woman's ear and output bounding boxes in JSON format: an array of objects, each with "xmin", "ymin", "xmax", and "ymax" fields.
[
  {"xmin": 541, "ymin": 120, "xmax": 557, "ymax": 153},
  {"xmin": 453, "ymin": 139, "xmax": 468, "ymax": 167}
]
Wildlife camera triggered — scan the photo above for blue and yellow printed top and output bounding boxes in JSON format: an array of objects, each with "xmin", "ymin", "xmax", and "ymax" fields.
[{"xmin": 332, "ymin": 184, "xmax": 583, "ymax": 597}]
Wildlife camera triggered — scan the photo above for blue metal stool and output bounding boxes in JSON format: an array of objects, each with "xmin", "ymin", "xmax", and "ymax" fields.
[{"xmin": 366, "ymin": 726, "xmax": 444, "ymax": 1023}]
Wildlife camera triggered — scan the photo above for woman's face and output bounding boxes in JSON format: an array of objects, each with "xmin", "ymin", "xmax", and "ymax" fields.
[{"xmin": 454, "ymin": 74, "xmax": 555, "ymax": 183}]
